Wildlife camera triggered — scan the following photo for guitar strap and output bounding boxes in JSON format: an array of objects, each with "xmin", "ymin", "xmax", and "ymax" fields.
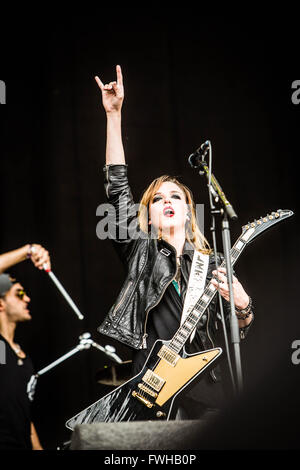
[{"xmin": 180, "ymin": 250, "xmax": 209, "ymax": 342}]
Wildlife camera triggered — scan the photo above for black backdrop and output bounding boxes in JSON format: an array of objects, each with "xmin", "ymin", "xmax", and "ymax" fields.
[{"xmin": 0, "ymin": 12, "xmax": 299, "ymax": 450}]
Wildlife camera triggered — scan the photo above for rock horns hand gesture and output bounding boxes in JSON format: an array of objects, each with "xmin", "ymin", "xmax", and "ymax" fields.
[{"xmin": 95, "ymin": 65, "xmax": 124, "ymax": 114}]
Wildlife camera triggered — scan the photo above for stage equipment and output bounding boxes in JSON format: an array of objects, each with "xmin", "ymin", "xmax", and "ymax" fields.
[
  {"xmin": 96, "ymin": 360, "xmax": 132, "ymax": 386},
  {"xmin": 27, "ymin": 333, "xmax": 123, "ymax": 400},
  {"xmin": 68, "ymin": 419, "xmax": 211, "ymax": 450}
]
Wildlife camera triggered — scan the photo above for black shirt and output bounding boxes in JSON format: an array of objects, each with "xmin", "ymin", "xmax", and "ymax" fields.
[{"xmin": 0, "ymin": 334, "xmax": 34, "ymax": 449}]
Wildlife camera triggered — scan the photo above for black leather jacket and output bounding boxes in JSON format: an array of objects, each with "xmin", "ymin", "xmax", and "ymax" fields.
[{"xmin": 98, "ymin": 165, "xmax": 253, "ymax": 357}]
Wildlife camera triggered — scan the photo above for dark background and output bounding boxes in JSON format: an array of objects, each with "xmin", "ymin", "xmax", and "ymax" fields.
[{"xmin": 0, "ymin": 12, "xmax": 299, "ymax": 450}]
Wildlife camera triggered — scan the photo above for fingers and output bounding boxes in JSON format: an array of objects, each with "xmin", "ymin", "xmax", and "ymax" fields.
[
  {"xmin": 212, "ymin": 268, "xmax": 238, "ymax": 285},
  {"xmin": 94, "ymin": 75, "xmax": 104, "ymax": 90},
  {"xmin": 96, "ymin": 79, "xmax": 118, "ymax": 95},
  {"xmin": 116, "ymin": 64, "xmax": 123, "ymax": 87},
  {"xmin": 106, "ymin": 81, "xmax": 117, "ymax": 91},
  {"xmin": 95, "ymin": 77, "xmax": 117, "ymax": 93},
  {"xmin": 30, "ymin": 244, "xmax": 51, "ymax": 271},
  {"xmin": 95, "ymin": 65, "xmax": 123, "ymax": 92},
  {"xmin": 210, "ymin": 268, "xmax": 249, "ymax": 309}
]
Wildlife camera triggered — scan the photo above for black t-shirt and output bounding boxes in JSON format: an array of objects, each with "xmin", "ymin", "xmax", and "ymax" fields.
[{"xmin": 0, "ymin": 334, "xmax": 34, "ymax": 449}]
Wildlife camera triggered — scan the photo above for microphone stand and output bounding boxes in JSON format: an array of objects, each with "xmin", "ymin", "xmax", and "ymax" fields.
[
  {"xmin": 189, "ymin": 142, "xmax": 243, "ymax": 395},
  {"xmin": 27, "ymin": 333, "xmax": 123, "ymax": 400}
]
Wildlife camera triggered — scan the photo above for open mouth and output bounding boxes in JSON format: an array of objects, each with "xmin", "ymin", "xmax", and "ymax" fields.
[{"xmin": 163, "ymin": 206, "xmax": 175, "ymax": 217}]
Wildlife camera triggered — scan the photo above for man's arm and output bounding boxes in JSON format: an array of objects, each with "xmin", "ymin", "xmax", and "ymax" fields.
[
  {"xmin": 30, "ymin": 422, "xmax": 43, "ymax": 450},
  {"xmin": 0, "ymin": 244, "xmax": 51, "ymax": 273}
]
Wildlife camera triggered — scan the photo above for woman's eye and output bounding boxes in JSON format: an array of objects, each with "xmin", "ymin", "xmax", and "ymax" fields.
[
  {"xmin": 152, "ymin": 196, "xmax": 162, "ymax": 203},
  {"xmin": 171, "ymin": 194, "xmax": 181, "ymax": 199}
]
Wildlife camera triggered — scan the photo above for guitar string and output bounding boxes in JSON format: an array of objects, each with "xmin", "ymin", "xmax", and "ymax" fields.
[{"xmin": 169, "ymin": 246, "xmax": 242, "ymax": 352}]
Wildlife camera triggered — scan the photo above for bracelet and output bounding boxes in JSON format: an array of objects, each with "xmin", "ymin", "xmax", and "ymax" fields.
[
  {"xmin": 235, "ymin": 297, "xmax": 253, "ymax": 320},
  {"xmin": 27, "ymin": 244, "xmax": 36, "ymax": 258},
  {"xmin": 27, "ymin": 244, "xmax": 33, "ymax": 258}
]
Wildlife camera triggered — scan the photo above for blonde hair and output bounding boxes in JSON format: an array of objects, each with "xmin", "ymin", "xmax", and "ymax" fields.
[{"xmin": 138, "ymin": 175, "xmax": 211, "ymax": 255}]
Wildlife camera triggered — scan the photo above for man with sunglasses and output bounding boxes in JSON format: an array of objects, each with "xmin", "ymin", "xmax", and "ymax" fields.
[{"xmin": 0, "ymin": 243, "xmax": 51, "ymax": 450}]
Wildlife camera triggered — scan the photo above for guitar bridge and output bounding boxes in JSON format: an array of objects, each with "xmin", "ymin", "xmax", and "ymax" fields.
[{"xmin": 132, "ymin": 391, "xmax": 154, "ymax": 408}]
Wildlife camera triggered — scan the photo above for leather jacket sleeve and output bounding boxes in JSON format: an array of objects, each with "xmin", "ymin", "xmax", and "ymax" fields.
[{"xmin": 103, "ymin": 164, "xmax": 140, "ymax": 266}]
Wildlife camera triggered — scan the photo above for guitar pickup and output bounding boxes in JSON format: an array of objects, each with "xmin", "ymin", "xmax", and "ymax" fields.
[
  {"xmin": 142, "ymin": 369, "xmax": 165, "ymax": 392},
  {"xmin": 157, "ymin": 345, "xmax": 179, "ymax": 367}
]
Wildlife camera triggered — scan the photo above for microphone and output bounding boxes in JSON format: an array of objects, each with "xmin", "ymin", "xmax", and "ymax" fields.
[{"xmin": 188, "ymin": 140, "xmax": 210, "ymax": 168}]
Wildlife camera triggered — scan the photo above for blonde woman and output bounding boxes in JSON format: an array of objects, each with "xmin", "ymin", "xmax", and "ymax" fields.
[{"xmin": 95, "ymin": 66, "xmax": 253, "ymax": 420}]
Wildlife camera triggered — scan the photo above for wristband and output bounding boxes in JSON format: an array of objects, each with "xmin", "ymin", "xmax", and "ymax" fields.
[
  {"xmin": 27, "ymin": 244, "xmax": 36, "ymax": 258},
  {"xmin": 27, "ymin": 244, "xmax": 33, "ymax": 258},
  {"xmin": 235, "ymin": 297, "xmax": 253, "ymax": 319}
]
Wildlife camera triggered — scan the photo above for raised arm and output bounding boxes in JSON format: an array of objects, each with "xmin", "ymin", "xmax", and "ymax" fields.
[
  {"xmin": 0, "ymin": 244, "xmax": 51, "ymax": 273},
  {"xmin": 95, "ymin": 65, "xmax": 125, "ymax": 165}
]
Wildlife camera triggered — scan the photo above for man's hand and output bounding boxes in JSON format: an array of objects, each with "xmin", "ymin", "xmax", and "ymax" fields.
[{"xmin": 29, "ymin": 244, "xmax": 51, "ymax": 271}]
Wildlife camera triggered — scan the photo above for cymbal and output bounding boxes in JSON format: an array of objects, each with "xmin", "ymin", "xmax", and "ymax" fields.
[{"xmin": 96, "ymin": 360, "xmax": 132, "ymax": 386}]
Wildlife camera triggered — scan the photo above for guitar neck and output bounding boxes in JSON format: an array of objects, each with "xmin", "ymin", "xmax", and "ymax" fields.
[{"xmin": 168, "ymin": 235, "xmax": 245, "ymax": 353}]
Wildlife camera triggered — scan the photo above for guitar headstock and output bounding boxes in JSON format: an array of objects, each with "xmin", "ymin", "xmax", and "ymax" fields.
[{"xmin": 241, "ymin": 209, "xmax": 294, "ymax": 244}]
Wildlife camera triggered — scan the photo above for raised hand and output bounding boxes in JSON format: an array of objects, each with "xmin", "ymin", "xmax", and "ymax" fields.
[{"xmin": 95, "ymin": 65, "xmax": 124, "ymax": 114}]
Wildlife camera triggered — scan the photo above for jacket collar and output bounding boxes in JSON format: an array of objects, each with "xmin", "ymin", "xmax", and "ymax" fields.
[{"xmin": 158, "ymin": 238, "xmax": 195, "ymax": 261}]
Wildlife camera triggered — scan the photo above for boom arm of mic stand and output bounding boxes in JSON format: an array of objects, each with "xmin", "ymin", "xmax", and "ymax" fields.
[
  {"xmin": 35, "ymin": 333, "xmax": 123, "ymax": 378},
  {"xmin": 198, "ymin": 160, "xmax": 238, "ymax": 220}
]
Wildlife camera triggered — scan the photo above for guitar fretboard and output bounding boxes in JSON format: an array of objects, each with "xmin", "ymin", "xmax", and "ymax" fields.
[{"xmin": 168, "ymin": 240, "xmax": 244, "ymax": 353}]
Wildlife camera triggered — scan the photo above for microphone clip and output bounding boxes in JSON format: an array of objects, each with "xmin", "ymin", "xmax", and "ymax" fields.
[{"xmin": 188, "ymin": 141, "xmax": 210, "ymax": 168}]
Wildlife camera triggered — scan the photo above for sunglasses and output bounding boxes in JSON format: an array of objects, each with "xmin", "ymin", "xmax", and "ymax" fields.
[{"xmin": 16, "ymin": 289, "xmax": 27, "ymax": 300}]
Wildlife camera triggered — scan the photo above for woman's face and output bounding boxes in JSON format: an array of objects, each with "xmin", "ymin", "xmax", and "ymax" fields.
[{"xmin": 148, "ymin": 181, "xmax": 188, "ymax": 235}]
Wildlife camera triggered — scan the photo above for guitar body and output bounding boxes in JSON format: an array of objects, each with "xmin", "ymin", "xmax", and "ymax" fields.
[{"xmin": 66, "ymin": 340, "xmax": 222, "ymax": 430}]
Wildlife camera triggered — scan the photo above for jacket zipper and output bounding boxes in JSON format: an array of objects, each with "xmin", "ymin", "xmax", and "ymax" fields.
[
  {"xmin": 113, "ymin": 280, "xmax": 133, "ymax": 315},
  {"xmin": 105, "ymin": 166, "xmax": 110, "ymax": 198}
]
